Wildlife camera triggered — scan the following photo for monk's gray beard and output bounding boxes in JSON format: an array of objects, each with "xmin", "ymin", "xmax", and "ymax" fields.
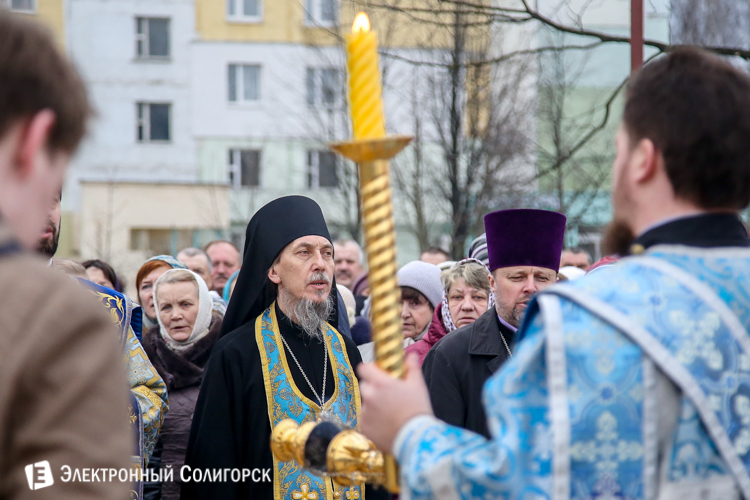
[{"xmin": 278, "ymin": 286, "xmax": 335, "ymax": 341}]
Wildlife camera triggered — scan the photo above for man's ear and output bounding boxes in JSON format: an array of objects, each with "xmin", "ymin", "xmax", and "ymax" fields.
[
  {"xmin": 268, "ymin": 263, "xmax": 282, "ymax": 285},
  {"xmin": 631, "ymin": 138, "xmax": 660, "ymax": 184},
  {"xmin": 487, "ymin": 272, "xmax": 495, "ymax": 292},
  {"xmin": 13, "ymin": 110, "xmax": 56, "ymax": 179}
]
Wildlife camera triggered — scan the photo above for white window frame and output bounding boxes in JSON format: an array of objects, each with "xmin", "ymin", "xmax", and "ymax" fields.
[
  {"xmin": 4, "ymin": 0, "xmax": 36, "ymax": 13},
  {"xmin": 304, "ymin": 0, "xmax": 336, "ymax": 26},
  {"xmin": 306, "ymin": 67, "xmax": 341, "ymax": 109},
  {"xmin": 135, "ymin": 17, "xmax": 171, "ymax": 59},
  {"xmin": 226, "ymin": 0, "xmax": 263, "ymax": 23},
  {"xmin": 136, "ymin": 102, "xmax": 171, "ymax": 143},
  {"xmin": 228, "ymin": 64, "xmax": 261, "ymax": 104},
  {"xmin": 307, "ymin": 150, "xmax": 338, "ymax": 189},
  {"xmin": 228, "ymin": 149, "xmax": 262, "ymax": 188}
]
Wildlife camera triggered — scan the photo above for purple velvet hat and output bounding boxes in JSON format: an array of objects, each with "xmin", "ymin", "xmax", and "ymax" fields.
[{"xmin": 484, "ymin": 209, "xmax": 567, "ymax": 272}]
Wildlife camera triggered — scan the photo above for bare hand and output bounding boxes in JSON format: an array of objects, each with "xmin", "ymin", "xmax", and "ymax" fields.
[{"xmin": 357, "ymin": 354, "xmax": 433, "ymax": 454}]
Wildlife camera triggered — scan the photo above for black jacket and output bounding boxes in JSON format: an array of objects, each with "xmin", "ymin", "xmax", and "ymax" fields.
[{"xmin": 422, "ymin": 308, "xmax": 514, "ymax": 438}]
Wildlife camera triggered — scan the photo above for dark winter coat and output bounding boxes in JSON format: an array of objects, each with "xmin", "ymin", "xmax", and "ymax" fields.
[
  {"xmin": 422, "ymin": 308, "xmax": 514, "ymax": 438},
  {"xmin": 142, "ymin": 315, "xmax": 222, "ymax": 500},
  {"xmin": 405, "ymin": 303, "xmax": 449, "ymax": 366}
]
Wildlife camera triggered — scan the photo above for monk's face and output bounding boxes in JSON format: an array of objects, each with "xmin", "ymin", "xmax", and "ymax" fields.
[
  {"xmin": 491, "ymin": 266, "xmax": 556, "ymax": 327},
  {"xmin": 269, "ymin": 235, "xmax": 335, "ymax": 303}
]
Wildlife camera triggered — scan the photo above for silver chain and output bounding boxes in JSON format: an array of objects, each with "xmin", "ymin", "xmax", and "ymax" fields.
[
  {"xmin": 279, "ymin": 331, "xmax": 328, "ymax": 410},
  {"xmin": 500, "ymin": 333, "xmax": 512, "ymax": 358}
]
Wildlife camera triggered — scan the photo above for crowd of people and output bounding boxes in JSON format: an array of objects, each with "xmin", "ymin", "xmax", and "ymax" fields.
[
  {"xmin": 5, "ymin": 7, "xmax": 750, "ymax": 500},
  {"xmin": 42, "ymin": 203, "xmax": 591, "ymax": 498}
]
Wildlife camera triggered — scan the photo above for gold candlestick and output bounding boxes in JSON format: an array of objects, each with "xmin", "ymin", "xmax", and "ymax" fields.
[
  {"xmin": 331, "ymin": 136, "xmax": 411, "ymax": 378},
  {"xmin": 331, "ymin": 135, "xmax": 412, "ymax": 492}
]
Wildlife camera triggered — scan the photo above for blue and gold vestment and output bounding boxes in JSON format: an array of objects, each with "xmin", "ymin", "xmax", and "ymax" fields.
[
  {"xmin": 256, "ymin": 304, "xmax": 363, "ymax": 500},
  {"xmin": 78, "ymin": 280, "xmax": 169, "ymax": 499},
  {"xmin": 396, "ymin": 246, "xmax": 750, "ymax": 500}
]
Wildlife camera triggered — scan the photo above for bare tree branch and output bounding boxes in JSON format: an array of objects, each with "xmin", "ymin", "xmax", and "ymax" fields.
[
  {"xmin": 533, "ymin": 75, "xmax": 626, "ymax": 181},
  {"xmin": 438, "ymin": 0, "xmax": 750, "ymax": 59},
  {"xmin": 380, "ymin": 41, "xmax": 606, "ymax": 68}
]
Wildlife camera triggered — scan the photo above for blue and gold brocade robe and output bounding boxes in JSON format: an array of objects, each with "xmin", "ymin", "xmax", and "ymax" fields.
[
  {"xmin": 257, "ymin": 304, "xmax": 363, "ymax": 500},
  {"xmin": 79, "ymin": 280, "xmax": 168, "ymax": 465},
  {"xmin": 396, "ymin": 246, "xmax": 750, "ymax": 500}
]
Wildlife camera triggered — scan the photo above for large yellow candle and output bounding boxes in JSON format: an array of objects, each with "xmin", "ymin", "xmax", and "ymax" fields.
[{"xmin": 346, "ymin": 12, "xmax": 386, "ymax": 140}]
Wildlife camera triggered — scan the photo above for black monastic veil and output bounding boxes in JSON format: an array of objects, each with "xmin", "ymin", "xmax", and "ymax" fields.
[
  {"xmin": 181, "ymin": 196, "xmax": 371, "ymax": 500},
  {"xmin": 221, "ymin": 195, "xmax": 340, "ymax": 336}
]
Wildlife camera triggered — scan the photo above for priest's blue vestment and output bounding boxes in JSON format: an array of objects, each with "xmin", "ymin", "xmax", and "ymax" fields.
[{"xmin": 396, "ymin": 245, "xmax": 750, "ymax": 500}]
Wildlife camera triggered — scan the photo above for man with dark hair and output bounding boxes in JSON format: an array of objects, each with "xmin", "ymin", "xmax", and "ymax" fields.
[
  {"xmin": 419, "ymin": 246, "xmax": 450, "ymax": 266},
  {"xmin": 0, "ymin": 11, "xmax": 132, "ymax": 499},
  {"xmin": 560, "ymin": 246, "xmax": 592, "ymax": 270},
  {"xmin": 204, "ymin": 239, "xmax": 241, "ymax": 295},
  {"xmin": 357, "ymin": 48, "xmax": 750, "ymax": 499},
  {"xmin": 27, "ymin": 11, "xmax": 168, "ymax": 485},
  {"xmin": 37, "ymin": 190, "xmax": 61, "ymax": 257}
]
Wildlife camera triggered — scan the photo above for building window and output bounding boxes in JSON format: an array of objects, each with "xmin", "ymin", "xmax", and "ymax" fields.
[
  {"xmin": 228, "ymin": 64, "xmax": 261, "ymax": 103},
  {"xmin": 5, "ymin": 0, "xmax": 35, "ymax": 12},
  {"xmin": 305, "ymin": 0, "xmax": 336, "ymax": 25},
  {"xmin": 131, "ymin": 228, "xmax": 222, "ymax": 255},
  {"xmin": 228, "ymin": 149, "xmax": 261, "ymax": 188},
  {"xmin": 307, "ymin": 150, "xmax": 338, "ymax": 189},
  {"xmin": 137, "ymin": 103, "xmax": 171, "ymax": 142},
  {"xmin": 306, "ymin": 67, "xmax": 340, "ymax": 108},
  {"xmin": 135, "ymin": 17, "xmax": 170, "ymax": 58},
  {"xmin": 227, "ymin": 0, "xmax": 262, "ymax": 21}
]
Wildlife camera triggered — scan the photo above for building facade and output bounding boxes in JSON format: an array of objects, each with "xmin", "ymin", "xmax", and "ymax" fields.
[{"xmin": 8, "ymin": 0, "xmax": 544, "ymax": 277}]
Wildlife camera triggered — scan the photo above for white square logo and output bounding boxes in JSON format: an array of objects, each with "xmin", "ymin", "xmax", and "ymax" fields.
[{"xmin": 25, "ymin": 461, "xmax": 54, "ymax": 490}]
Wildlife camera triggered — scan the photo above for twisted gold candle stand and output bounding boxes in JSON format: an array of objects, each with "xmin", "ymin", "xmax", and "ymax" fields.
[
  {"xmin": 332, "ymin": 136, "xmax": 412, "ymax": 380},
  {"xmin": 269, "ymin": 135, "xmax": 413, "ymax": 494}
]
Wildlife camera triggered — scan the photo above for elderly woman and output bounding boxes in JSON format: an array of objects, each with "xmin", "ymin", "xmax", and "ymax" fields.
[
  {"xmin": 142, "ymin": 269, "xmax": 222, "ymax": 500},
  {"xmin": 358, "ymin": 260, "xmax": 442, "ymax": 362},
  {"xmin": 406, "ymin": 258, "xmax": 494, "ymax": 366},
  {"xmin": 397, "ymin": 260, "xmax": 443, "ymax": 341},
  {"xmin": 135, "ymin": 255, "xmax": 187, "ymax": 334}
]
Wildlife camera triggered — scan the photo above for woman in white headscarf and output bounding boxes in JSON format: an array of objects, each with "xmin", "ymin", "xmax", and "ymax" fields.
[{"xmin": 142, "ymin": 269, "xmax": 222, "ymax": 500}]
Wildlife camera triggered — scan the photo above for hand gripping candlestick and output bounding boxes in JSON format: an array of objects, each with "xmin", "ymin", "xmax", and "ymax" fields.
[{"xmin": 269, "ymin": 12, "xmax": 411, "ymax": 494}]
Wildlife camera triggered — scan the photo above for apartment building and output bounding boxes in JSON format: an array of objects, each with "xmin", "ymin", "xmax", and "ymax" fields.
[{"xmin": 6, "ymin": 0, "xmax": 535, "ymax": 273}]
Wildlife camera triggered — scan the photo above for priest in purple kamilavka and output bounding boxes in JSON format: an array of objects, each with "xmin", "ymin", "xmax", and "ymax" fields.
[{"xmin": 422, "ymin": 208, "xmax": 566, "ymax": 438}]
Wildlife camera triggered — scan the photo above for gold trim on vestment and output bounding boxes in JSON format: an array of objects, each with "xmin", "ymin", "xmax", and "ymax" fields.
[{"xmin": 256, "ymin": 302, "xmax": 363, "ymax": 500}]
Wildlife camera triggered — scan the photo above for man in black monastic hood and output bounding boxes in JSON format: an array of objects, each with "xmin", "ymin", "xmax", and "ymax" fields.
[{"xmin": 181, "ymin": 196, "xmax": 365, "ymax": 500}]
